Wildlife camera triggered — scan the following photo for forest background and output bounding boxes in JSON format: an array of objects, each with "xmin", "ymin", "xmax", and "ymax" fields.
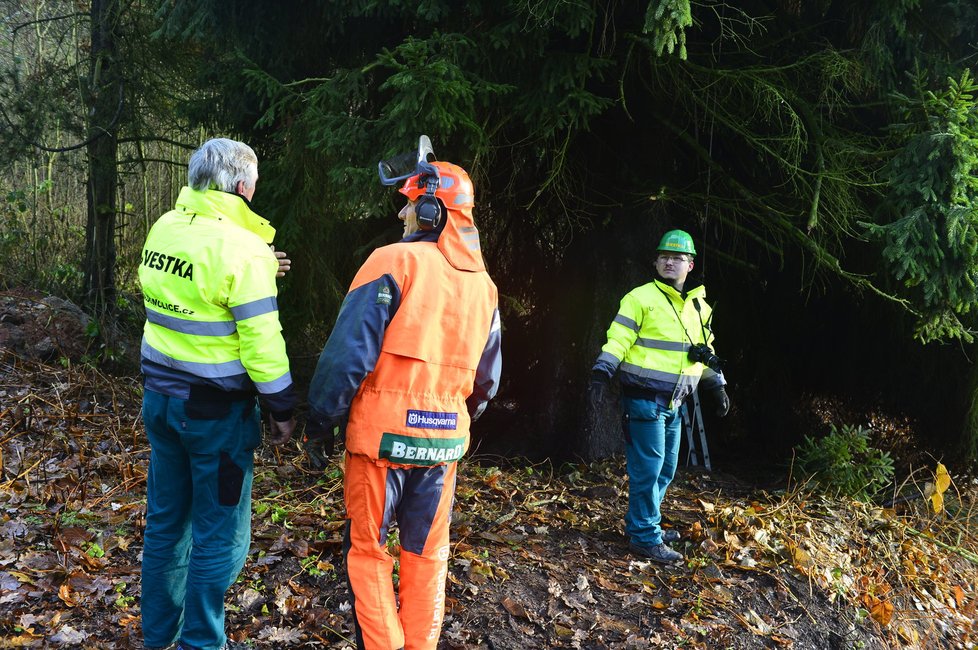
[{"xmin": 2, "ymin": 0, "xmax": 978, "ymax": 471}]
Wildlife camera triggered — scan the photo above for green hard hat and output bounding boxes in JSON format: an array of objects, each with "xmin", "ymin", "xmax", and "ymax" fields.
[{"xmin": 657, "ymin": 229, "xmax": 696, "ymax": 256}]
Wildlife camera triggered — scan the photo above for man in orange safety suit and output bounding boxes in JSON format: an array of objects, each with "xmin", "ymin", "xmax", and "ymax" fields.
[{"xmin": 304, "ymin": 137, "xmax": 502, "ymax": 650}]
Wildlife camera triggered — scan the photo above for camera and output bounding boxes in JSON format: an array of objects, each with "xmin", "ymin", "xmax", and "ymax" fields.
[{"xmin": 688, "ymin": 343, "xmax": 724, "ymax": 372}]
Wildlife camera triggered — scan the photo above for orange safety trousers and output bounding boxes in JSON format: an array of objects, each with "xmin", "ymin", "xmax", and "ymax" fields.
[{"xmin": 343, "ymin": 452, "xmax": 457, "ymax": 650}]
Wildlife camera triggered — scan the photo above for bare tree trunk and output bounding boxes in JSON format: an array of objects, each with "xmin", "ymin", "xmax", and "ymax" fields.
[
  {"xmin": 83, "ymin": 0, "xmax": 121, "ymax": 315},
  {"xmin": 962, "ymin": 360, "xmax": 978, "ymax": 464},
  {"xmin": 573, "ymin": 213, "xmax": 662, "ymax": 460},
  {"xmin": 520, "ymin": 210, "xmax": 669, "ymax": 462}
]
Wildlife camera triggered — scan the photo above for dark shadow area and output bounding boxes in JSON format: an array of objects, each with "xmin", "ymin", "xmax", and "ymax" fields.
[{"xmin": 471, "ymin": 231, "xmax": 972, "ymax": 484}]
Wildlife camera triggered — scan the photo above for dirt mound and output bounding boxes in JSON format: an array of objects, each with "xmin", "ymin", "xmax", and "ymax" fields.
[{"xmin": 0, "ymin": 289, "xmax": 93, "ymax": 363}]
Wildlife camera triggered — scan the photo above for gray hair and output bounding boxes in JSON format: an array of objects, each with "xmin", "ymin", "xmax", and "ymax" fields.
[{"xmin": 187, "ymin": 138, "xmax": 258, "ymax": 193}]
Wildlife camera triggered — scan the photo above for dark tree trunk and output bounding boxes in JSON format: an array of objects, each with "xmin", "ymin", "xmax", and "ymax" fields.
[
  {"xmin": 958, "ymin": 351, "xmax": 978, "ymax": 463},
  {"xmin": 83, "ymin": 0, "xmax": 121, "ymax": 315},
  {"xmin": 572, "ymin": 211, "xmax": 679, "ymax": 460},
  {"xmin": 503, "ymin": 209, "xmax": 676, "ymax": 462}
]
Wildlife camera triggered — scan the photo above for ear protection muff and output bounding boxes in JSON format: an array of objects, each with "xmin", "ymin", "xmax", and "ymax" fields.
[{"xmin": 415, "ymin": 172, "xmax": 442, "ymax": 231}]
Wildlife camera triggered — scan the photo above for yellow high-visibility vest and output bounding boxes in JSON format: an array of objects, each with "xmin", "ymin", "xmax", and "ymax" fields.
[
  {"xmin": 596, "ymin": 279, "xmax": 720, "ymax": 406},
  {"xmin": 138, "ymin": 187, "xmax": 291, "ymax": 396}
]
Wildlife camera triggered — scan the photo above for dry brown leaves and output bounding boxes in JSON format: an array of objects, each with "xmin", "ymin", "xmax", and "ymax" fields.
[{"xmin": 1, "ymin": 352, "xmax": 976, "ymax": 649}]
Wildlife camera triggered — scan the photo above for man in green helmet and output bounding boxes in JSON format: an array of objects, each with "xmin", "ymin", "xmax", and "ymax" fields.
[{"xmin": 589, "ymin": 229, "xmax": 729, "ymax": 564}]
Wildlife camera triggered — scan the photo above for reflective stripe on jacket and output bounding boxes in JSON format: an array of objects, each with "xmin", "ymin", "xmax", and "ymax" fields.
[
  {"xmin": 592, "ymin": 279, "xmax": 724, "ymax": 407},
  {"xmin": 138, "ymin": 187, "xmax": 294, "ymax": 414},
  {"xmin": 308, "ymin": 237, "xmax": 501, "ymax": 467}
]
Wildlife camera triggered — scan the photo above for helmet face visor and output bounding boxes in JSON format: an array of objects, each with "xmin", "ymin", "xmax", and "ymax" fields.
[{"xmin": 378, "ymin": 135, "xmax": 436, "ymax": 186}]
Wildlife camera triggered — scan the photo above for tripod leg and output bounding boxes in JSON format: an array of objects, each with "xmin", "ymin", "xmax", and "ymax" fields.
[
  {"xmin": 682, "ymin": 402, "xmax": 699, "ymax": 466},
  {"xmin": 691, "ymin": 392, "xmax": 712, "ymax": 471}
]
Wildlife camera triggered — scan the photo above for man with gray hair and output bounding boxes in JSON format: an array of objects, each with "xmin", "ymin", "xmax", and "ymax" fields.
[{"xmin": 138, "ymin": 137, "xmax": 296, "ymax": 650}]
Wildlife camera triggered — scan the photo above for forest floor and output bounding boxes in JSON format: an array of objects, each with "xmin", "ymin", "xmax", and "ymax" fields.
[{"xmin": 1, "ymin": 292, "xmax": 978, "ymax": 649}]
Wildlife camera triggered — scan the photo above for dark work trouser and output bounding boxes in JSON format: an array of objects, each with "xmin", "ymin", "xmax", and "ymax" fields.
[
  {"xmin": 343, "ymin": 452, "xmax": 457, "ymax": 650},
  {"xmin": 140, "ymin": 388, "xmax": 260, "ymax": 650},
  {"xmin": 622, "ymin": 396, "xmax": 682, "ymax": 546}
]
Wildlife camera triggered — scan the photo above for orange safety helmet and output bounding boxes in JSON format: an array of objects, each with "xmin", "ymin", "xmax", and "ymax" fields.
[{"xmin": 398, "ymin": 161, "xmax": 475, "ymax": 211}]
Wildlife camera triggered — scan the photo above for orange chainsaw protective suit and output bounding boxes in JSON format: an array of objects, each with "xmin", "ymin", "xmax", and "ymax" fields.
[{"xmin": 308, "ymin": 167, "xmax": 501, "ymax": 650}]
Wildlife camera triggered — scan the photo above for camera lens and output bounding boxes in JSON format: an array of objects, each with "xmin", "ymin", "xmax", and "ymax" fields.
[{"xmin": 688, "ymin": 344, "xmax": 722, "ymax": 371}]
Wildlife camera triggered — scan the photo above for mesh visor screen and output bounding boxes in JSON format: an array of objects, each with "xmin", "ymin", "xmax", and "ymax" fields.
[{"xmin": 377, "ymin": 135, "xmax": 436, "ymax": 185}]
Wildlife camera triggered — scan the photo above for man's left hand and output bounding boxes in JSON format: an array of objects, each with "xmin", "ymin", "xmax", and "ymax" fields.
[
  {"xmin": 270, "ymin": 245, "xmax": 291, "ymax": 278},
  {"xmin": 710, "ymin": 386, "xmax": 731, "ymax": 417},
  {"xmin": 267, "ymin": 415, "xmax": 296, "ymax": 446},
  {"xmin": 587, "ymin": 376, "xmax": 608, "ymax": 415}
]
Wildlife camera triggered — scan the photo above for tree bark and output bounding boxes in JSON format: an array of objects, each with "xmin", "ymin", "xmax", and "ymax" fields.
[
  {"xmin": 575, "ymin": 212, "xmax": 674, "ymax": 460},
  {"xmin": 83, "ymin": 0, "xmax": 121, "ymax": 315},
  {"xmin": 520, "ymin": 210, "xmax": 672, "ymax": 462},
  {"xmin": 962, "ymin": 359, "xmax": 978, "ymax": 464}
]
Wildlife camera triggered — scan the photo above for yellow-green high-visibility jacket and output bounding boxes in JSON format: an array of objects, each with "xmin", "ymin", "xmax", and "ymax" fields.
[
  {"xmin": 138, "ymin": 187, "xmax": 295, "ymax": 416},
  {"xmin": 592, "ymin": 278, "xmax": 725, "ymax": 408}
]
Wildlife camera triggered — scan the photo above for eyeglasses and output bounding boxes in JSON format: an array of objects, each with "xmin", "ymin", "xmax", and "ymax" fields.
[{"xmin": 657, "ymin": 254, "xmax": 689, "ymax": 263}]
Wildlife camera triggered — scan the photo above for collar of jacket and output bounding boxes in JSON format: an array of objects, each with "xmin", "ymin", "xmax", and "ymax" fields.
[
  {"xmin": 401, "ymin": 229, "xmax": 441, "ymax": 243},
  {"xmin": 174, "ymin": 186, "xmax": 277, "ymax": 244},
  {"xmin": 653, "ymin": 277, "xmax": 706, "ymax": 301}
]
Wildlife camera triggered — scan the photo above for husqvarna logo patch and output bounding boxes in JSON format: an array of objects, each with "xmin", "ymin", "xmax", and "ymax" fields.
[
  {"xmin": 406, "ymin": 410, "xmax": 458, "ymax": 430},
  {"xmin": 376, "ymin": 285, "xmax": 392, "ymax": 305}
]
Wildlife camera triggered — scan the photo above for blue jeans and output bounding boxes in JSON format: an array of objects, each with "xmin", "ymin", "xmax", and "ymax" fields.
[
  {"xmin": 622, "ymin": 396, "xmax": 682, "ymax": 546},
  {"xmin": 140, "ymin": 389, "xmax": 260, "ymax": 650}
]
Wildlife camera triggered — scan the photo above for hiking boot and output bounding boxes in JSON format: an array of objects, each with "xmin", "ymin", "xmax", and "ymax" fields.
[
  {"xmin": 661, "ymin": 529, "xmax": 681, "ymax": 543},
  {"xmin": 629, "ymin": 542, "xmax": 684, "ymax": 564}
]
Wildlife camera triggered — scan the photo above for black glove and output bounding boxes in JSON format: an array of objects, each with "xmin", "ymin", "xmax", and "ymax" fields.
[
  {"xmin": 587, "ymin": 374, "xmax": 609, "ymax": 414},
  {"xmin": 303, "ymin": 418, "xmax": 335, "ymax": 470},
  {"xmin": 266, "ymin": 415, "xmax": 296, "ymax": 446},
  {"xmin": 468, "ymin": 402, "xmax": 487, "ymax": 422},
  {"xmin": 709, "ymin": 386, "xmax": 731, "ymax": 417}
]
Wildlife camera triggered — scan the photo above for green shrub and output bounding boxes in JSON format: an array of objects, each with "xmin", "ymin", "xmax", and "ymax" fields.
[
  {"xmin": 0, "ymin": 183, "xmax": 85, "ymax": 298},
  {"xmin": 794, "ymin": 424, "xmax": 895, "ymax": 501}
]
